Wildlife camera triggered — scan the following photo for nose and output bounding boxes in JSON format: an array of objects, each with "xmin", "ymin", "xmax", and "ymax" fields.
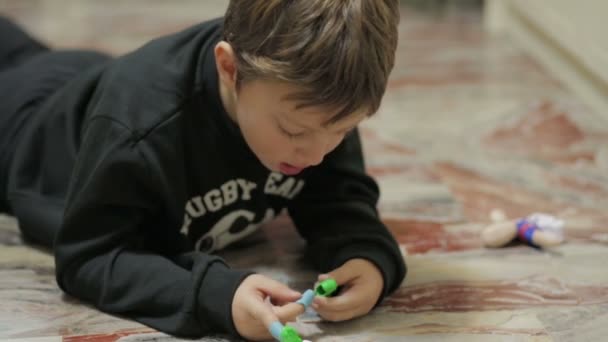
[
  {"xmin": 295, "ymin": 135, "xmax": 338, "ymax": 167},
  {"xmin": 295, "ymin": 144, "xmax": 325, "ymax": 167}
]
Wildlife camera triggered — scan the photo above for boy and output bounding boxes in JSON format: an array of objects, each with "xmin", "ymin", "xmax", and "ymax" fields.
[{"xmin": 0, "ymin": 0, "xmax": 406, "ymax": 340}]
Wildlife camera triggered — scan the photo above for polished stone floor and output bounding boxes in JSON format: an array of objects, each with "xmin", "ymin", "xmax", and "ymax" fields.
[{"xmin": 1, "ymin": 1, "xmax": 607, "ymax": 341}]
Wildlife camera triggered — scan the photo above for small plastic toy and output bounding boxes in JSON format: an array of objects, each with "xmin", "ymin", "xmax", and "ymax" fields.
[
  {"xmin": 294, "ymin": 279, "xmax": 338, "ymax": 310},
  {"xmin": 481, "ymin": 212, "xmax": 564, "ymax": 248},
  {"xmin": 269, "ymin": 322, "xmax": 308, "ymax": 342},
  {"xmin": 267, "ymin": 278, "xmax": 339, "ymax": 341},
  {"xmin": 295, "ymin": 289, "xmax": 315, "ymax": 308},
  {"xmin": 315, "ymin": 278, "xmax": 338, "ymax": 297}
]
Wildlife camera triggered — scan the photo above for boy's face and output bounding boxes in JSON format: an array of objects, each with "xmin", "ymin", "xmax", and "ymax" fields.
[
  {"xmin": 232, "ymin": 80, "xmax": 365, "ymax": 175},
  {"xmin": 215, "ymin": 42, "xmax": 366, "ymax": 176}
]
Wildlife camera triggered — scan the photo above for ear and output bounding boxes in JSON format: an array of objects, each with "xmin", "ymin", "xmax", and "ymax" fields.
[{"xmin": 214, "ymin": 41, "xmax": 238, "ymax": 89}]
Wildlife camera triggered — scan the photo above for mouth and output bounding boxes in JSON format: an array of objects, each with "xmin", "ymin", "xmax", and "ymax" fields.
[{"xmin": 279, "ymin": 162, "xmax": 305, "ymax": 176}]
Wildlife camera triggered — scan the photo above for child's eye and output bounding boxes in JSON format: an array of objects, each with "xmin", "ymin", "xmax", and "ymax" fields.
[{"xmin": 278, "ymin": 124, "xmax": 304, "ymax": 138}]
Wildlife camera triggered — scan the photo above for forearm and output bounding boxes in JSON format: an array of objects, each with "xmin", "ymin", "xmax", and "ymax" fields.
[{"xmin": 56, "ymin": 242, "xmax": 251, "ymax": 337}]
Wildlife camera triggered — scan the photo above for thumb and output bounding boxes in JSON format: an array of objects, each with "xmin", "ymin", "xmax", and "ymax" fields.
[
  {"xmin": 258, "ymin": 278, "xmax": 302, "ymax": 303},
  {"xmin": 318, "ymin": 260, "xmax": 358, "ymax": 287}
]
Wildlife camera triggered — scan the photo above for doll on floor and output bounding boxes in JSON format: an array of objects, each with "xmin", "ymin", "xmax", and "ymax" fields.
[{"xmin": 482, "ymin": 212, "xmax": 565, "ymax": 248}]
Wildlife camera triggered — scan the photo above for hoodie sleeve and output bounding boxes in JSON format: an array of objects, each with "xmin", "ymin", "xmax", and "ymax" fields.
[
  {"xmin": 54, "ymin": 117, "xmax": 251, "ymax": 338},
  {"xmin": 287, "ymin": 129, "xmax": 406, "ymax": 300}
]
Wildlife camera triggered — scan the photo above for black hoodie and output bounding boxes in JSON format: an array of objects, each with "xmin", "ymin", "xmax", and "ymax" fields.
[{"xmin": 5, "ymin": 18, "xmax": 406, "ymax": 337}]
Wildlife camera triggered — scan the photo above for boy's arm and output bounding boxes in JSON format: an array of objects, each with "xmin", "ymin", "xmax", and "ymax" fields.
[
  {"xmin": 288, "ymin": 129, "xmax": 406, "ymax": 300},
  {"xmin": 55, "ymin": 118, "xmax": 251, "ymax": 337}
]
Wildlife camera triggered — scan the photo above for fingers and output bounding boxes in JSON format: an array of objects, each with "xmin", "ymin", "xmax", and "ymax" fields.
[
  {"xmin": 273, "ymin": 301, "xmax": 306, "ymax": 323},
  {"xmin": 235, "ymin": 275, "xmax": 307, "ymax": 341},
  {"xmin": 258, "ymin": 277, "xmax": 302, "ymax": 303},
  {"xmin": 248, "ymin": 299, "xmax": 304, "ymax": 338},
  {"xmin": 249, "ymin": 276, "xmax": 305, "ymax": 325},
  {"xmin": 313, "ymin": 288, "xmax": 357, "ymax": 311},
  {"xmin": 312, "ymin": 287, "xmax": 371, "ymax": 321},
  {"xmin": 314, "ymin": 299, "xmax": 369, "ymax": 322},
  {"xmin": 244, "ymin": 293, "xmax": 280, "ymax": 328},
  {"xmin": 313, "ymin": 260, "xmax": 384, "ymax": 323},
  {"xmin": 235, "ymin": 293, "xmax": 276, "ymax": 341},
  {"xmin": 318, "ymin": 260, "xmax": 359, "ymax": 286},
  {"xmin": 312, "ymin": 282, "xmax": 371, "ymax": 316}
]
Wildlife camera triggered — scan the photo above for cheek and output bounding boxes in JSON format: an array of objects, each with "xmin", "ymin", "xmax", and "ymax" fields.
[
  {"xmin": 236, "ymin": 109, "xmax": 290, "ymax": 156},
  {"xmin": 266, "ymin": 131, "xmax": 294, "ymax": 155},
  {"xmin": 326, "ymin": 136, "xmax": 345, "ymax": 153}
]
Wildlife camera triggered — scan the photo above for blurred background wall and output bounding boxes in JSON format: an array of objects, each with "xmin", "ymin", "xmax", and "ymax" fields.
[
  {"xmin": 486, "ymin": 0, "xmax": 608, "ymax": 121},
  {"xmin": 401, "ymin": 0, "xmax": 607, "ymax": 121}
]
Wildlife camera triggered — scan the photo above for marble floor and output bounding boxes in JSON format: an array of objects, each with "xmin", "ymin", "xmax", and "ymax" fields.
[{"xmin": 1, "ymin": 1, "xmax": 608, "ymax": 341}]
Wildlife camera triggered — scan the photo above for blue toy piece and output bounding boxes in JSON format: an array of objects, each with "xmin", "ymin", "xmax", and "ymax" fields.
[
  {"xmin": 295, "ymin": 289, "xmax": 315, "ymax": 308},
  {"xmin": 267, "ymin": 278, "xmax": 338, "ymax": 341},
  {"xmin": 269, "ymin": 321, "xmax": 284, "ymax": 341}
]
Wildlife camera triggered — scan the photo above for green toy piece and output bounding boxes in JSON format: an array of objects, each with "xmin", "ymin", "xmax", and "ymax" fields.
[
  {"xmin": 270, "ymin": 322, "xmax": 305, "ymax": 342},
  {"xmin": 280, "ymin": 326, "xmax": 303, "ymax": 342},
  {"xmin": 315, "ymin": 278, "xmax": 338, "ymax": 297}
]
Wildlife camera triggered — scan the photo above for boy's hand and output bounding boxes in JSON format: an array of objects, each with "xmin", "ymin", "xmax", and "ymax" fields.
[
  {"xmin": 232, "ymin": 274, "xmax": 305, "ymax": 341},
  {"xmin": 312, "ymin": 258, "xmax": 384, "ymax": 322}
]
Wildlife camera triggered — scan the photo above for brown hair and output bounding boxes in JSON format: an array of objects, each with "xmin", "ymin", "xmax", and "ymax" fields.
[{"xmin": 223, "ymin": 0, "xmax": 400, "ymax": 123}]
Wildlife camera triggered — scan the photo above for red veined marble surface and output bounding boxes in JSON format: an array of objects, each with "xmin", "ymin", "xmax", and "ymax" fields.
[{"xmin": 1, "ymin": 1, "xmax": 607, "ymax": 341}]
